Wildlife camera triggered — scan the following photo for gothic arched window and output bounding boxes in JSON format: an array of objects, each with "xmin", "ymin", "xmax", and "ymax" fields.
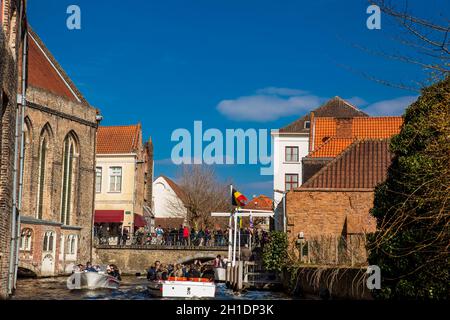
[
  {"xmin": 36, "ymin": 133, "xmax": 48, "ymax": 219},
  {"xmin": 20, "ymin": 228, "xmax": 33, "ymax": 251},
  {"xmin": 60, "ymin": 133, "xmax": 78, "ymax": 225}
]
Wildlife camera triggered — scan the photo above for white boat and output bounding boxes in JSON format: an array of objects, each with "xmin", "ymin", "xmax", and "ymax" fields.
[
  {"xmin": 67, "ymin": 271, "xmax": 120, "ymax": 290},
  {"xmin": 148, "ymin": 278, "xmax": 216, "ymax": 298}
]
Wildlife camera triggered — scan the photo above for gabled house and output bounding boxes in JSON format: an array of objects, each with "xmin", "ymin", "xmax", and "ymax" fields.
[
  {"xmin": 94, "ymin": 124, "xmax": 153, "ymax": 244},
  {"xmin": 152, "ymin": 175, "xmax": 188, "ymax": 229}
]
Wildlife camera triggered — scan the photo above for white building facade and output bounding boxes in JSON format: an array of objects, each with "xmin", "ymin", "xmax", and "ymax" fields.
[{"xmin": 152, "ymin": 176, "xmax": 188, "ymax": 228}]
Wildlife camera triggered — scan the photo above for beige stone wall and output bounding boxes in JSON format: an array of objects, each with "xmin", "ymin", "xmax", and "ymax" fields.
[
  {"xmin": 93, "ymin": 247, "xmax": 228, "ymax": 274},
  {"xmin": 20, "ymin": 86, "xmax": 98, "ymax": 275}
]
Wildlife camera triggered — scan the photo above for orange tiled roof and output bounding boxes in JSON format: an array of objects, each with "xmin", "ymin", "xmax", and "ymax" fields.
[
  {"xmin": 96, "ymin": 124, "xmax": 142, "ymax": 154},
  {"xmin": 308, "ymin": 116, "xmax": 403, "ymax": 158},
  {"xmin": 27, "ymin": 30, "xmax": 86, "ymax": 103},
  {"xmin": 245, "ymin": 195, "xmax": 273, "ymax": 210},
  {"xmin": 309, "ymin": 117, "xmax": 337, "ymax": 151},
  {"xmin": 352, "ymin": 117, "xmax": 403, "ymax": 138},
  {"xmin": 308, "ymin": 138, "xmax": 355, "ymax": 158}
]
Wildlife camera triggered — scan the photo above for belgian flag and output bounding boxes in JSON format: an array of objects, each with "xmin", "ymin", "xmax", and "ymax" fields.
[{"xmin": 232, "ymin": 188, "xmax": 248, "ymax": 207}]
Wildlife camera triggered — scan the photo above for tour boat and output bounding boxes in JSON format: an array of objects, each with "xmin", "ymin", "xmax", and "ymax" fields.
[
  {"xmin": 148, "ymin": 277, "xmax": 216, "ymax": 298},
  {"xmin": 66, "ymin": 271, "xmax": 120, "ymax": 290}
]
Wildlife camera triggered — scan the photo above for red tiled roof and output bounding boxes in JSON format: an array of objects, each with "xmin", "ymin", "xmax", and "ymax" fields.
[
  {"xmin": 245, "ymin": 195, "xmax": 273, "ymax": 210},
  {"xmin": 27, "ymin": 30, "xmax": 86, "ymax": 103},
  {"xmin": 308, "ymin": 138, "xmax": 356, "ymax": 158},
  {"xmin": 96, "ymin": 124, "xmax": 142, "ymax": 154},
  {"xmin": 308, "ymin": 116, "xmax": 403, "ymax": 158},
  {"xmin": 300, "ymin": 139, "xmax": 393, "ymax": 190},
  {"xmin": 280, "ymin": 96, "xmax": 368, "ymax": 133}
]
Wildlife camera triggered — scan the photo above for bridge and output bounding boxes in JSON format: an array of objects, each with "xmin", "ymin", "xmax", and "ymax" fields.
[{"xmin": 93, "ymin": 245, "xmax": 228, "ymax": 274}]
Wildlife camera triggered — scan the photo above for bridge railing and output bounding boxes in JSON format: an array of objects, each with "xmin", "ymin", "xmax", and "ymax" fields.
[{"xmin": 93, "ymin": 233, "xmax": 265, "ymax": 248}]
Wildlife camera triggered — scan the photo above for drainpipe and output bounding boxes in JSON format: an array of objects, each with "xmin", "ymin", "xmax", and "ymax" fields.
[
  {"xmin": 14, "ymin": 30, "xmax": 28, "ymax": 288},
  {"xmin": 8, "ymin": 2, "xmax": 26, "ymax": 294},
  {"xmin": 92, "ymin": 113, "xmax": 102, "ymax": 261},
  {"xmin": 282, "ymin": 192, "xmax": 287, "ymax": 233}
]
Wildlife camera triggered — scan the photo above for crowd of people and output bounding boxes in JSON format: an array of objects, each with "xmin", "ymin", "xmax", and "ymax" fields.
[
  {"xmin": 146, "ymin": 256, "xmax": 225, "ymax": 282},
  {"xmin": 94, "ymin": 223, "xmax": 271, "ymax": 248},
  {"xmin": 132, "ymin": 225, "xmax": 270, "ymax": 247},
  {"xmin": 73, "ymin": 261, "xmax": 122, "ymax": 280}
]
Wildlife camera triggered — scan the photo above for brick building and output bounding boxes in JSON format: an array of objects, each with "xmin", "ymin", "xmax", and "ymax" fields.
[
  {"xmin": 272, "ymin": 97, "xmax": 368, "ymax": 231},
  {"xmin": 17, "ymin": 29, "xmax": 99, "ymax": 276},
  {"xmin": 0, "ymin": 0, "xmax": 27, "ymax": 298},
  {"xmin": 94, "ymin": 124, "xmax": 153, "ymax": 245}
]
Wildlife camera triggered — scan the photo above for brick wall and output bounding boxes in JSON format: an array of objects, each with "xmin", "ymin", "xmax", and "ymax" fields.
[
  {"xmin": 286, "ymin": 190, "xmax": 376, "ymax": 241},
  {"xmin": 0, "ymin": 0, "xmax": 25, "ymax": 299},
  {"xmin": 19, "ymin": 85, "xmax": 97, "ymax": 276}
]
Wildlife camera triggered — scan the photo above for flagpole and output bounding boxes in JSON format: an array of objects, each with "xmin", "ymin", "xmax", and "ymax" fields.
[
  {"xmin": 238, "ymin": 218, "xmax": 241, "ymax": 261},
  {"xmin": 233, "ymin": 210, "xmax": 237, "ymax": 267},
  {"xmin": 228, "ymin": 185, "xmax": 233, "ymax": 265}
]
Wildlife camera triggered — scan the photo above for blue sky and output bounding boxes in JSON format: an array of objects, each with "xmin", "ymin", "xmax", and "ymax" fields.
[{"xmin": 28, "ymin": 0, "xmax": 449, "ymax": 197}]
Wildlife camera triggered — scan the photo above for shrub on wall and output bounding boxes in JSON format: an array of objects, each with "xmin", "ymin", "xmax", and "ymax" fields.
[{"xmin": 262, "ymin": 231, "xmax": 288, "ymax": 272}]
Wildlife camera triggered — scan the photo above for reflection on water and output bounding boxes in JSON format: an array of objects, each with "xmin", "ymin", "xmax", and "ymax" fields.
[{"xmin": 13, "ymin": 276, "xmax": 295, "ymax": 300}]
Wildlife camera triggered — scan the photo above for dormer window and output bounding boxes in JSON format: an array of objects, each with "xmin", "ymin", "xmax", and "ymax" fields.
[{"xmin": 304, "ymin": 121, "xmax": 310, "ymax": 129}]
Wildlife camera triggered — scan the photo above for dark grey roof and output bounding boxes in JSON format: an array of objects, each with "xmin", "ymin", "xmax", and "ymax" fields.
[{"xmin": 279, "ymin": 96, "xmax": 368, "ymax": 133}]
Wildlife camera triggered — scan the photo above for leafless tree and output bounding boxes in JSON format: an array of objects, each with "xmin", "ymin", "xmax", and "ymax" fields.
[
  {"xmin": 347, "ymin": 0, "xmax": 449, "ymax": 91},
  {"xmin": 170, "ymin": 165, "xmax": 232, "ymax": 229}
]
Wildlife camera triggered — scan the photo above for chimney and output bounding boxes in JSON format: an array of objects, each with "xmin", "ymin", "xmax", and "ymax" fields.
[
  {"xmin": 309, "ymin": 111, "xmax": 315, "ymax": 152},
  {"xmin": 335, "ymin": 118, "xmax": 353, "ymax": 138}
]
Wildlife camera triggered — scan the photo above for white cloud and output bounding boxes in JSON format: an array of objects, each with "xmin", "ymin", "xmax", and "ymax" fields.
[
  {"xmin": 256, "ymin": 87, "xmax": 308, "ymax": 96},
  {"xmin": 364, "ymin": 96, "xmax": 418, "ymax": 116},
  {"xmin": 217, "ymin": 88, "xmax": 324, "ymax": 122},
  {"xmin": 344, "ymin": 96, "xmax": 368, "ymax": 107}
]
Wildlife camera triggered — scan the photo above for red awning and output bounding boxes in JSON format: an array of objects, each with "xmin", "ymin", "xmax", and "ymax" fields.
[
  {"xmin": 134, "ymin": 214, "xmax": 146, "ymax": 228},
  {"xmin": 94, "ymin": 210, "xmax": 124, "ymax": 223}
]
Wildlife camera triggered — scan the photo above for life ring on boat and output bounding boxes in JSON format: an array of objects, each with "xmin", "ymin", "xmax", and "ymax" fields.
[
  {"xmin": 168, "ymin": 277, "xmax": 188, "ymax": 281},
  {"xmin": 188, "ymin": 277, "xmax": 212, "ymax": 282}
]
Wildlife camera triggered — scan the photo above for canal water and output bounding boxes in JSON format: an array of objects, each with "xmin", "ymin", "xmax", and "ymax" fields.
[{"xmin": 12, "ymin": 276, "xmax": 295, "ymax": 300}]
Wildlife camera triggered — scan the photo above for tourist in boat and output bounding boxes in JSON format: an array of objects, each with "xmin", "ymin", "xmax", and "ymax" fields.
[
  {"xmin": 188, "ymin": 264, "xmax": 201, "ymax": 278},
  {"xmin": 157, "ymin": 264, "xmax": 169, "ymax": 280},
  {"xmin": 108, "ymin": 264, "xmax": 122, "ymax": 281},
  {"xmin": 201, "ymin": 265, "xmax": 215, "ymax": 281},
  {"xmin": 171, "ymin": 264, "xmax": 184, "ymax": 278},
  {"xmin": 147, "ymin": 260, "xmax": 161, "ymax": 281},
  {"xmin": 85, "ymin": 261, "xmax": 98, "ymax": 272}
]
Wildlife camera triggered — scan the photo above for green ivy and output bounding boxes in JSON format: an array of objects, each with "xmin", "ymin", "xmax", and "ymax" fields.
[{"xmin": 262, "ymin": 231, "xmax": 288, "ymax": 272}]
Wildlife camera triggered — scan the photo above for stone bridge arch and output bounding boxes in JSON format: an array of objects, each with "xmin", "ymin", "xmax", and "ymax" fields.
[
  {"xmin": 18, "ymin": 261, "xmax": 39, "ymax": 278},
  {"xmin": 93, "ymin": 245, "xmax": 228, "ymax": 274},
  {"xmin": 176, "ymin": 253, "xmax": 218, "ymax": 264}
]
